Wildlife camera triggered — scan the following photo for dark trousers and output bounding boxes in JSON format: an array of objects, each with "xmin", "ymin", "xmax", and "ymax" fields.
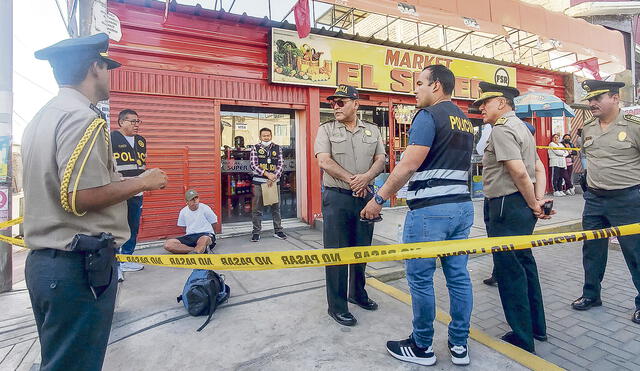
[
  {"xmin": 484, "ymin": 193, "xmax": 546, "ymax": 353},
  {"xmin": 322, "ymin": 188, "xmax": 373, "ymax": 313},
  {"xmin": 121, "ymin": 195, "xmax": 143, "ymax": 255},
  {"xmin": 251, "ymin": 183, "xmax": 282, "ymax": 234},
  {"xmin": 25, "ymin": 249, "xmax": 118, "ymax": 371},
  {"xmin": 562, "ymin": 165, "xmax": 574, "ymax": 189},
  {"xmin": 551, "ymin": 166, "xmax": 565, "ymax": 192},
  {"xmin": 582, "ymin": 188, "xmax": 640, "ymax": 309}
]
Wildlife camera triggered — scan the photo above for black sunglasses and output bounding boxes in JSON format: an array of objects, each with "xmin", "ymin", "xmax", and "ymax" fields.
[{"xmin": 330, "ymin": 99, "xmax": 351, "ymax": 108}]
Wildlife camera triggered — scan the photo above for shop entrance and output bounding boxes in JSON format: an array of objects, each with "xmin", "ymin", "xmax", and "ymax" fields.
[{"xmin": 220, "ymin": 106, "xmax": 297, "ymax": 224}]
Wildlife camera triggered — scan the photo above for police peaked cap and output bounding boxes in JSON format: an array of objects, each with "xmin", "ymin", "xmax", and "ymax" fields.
[
  {"xmin": 326, "ymin": 84, "xmax": 360, "ymax": 100},
  {"xmin": 35, "ymin": 33, "xmax": 121, "ymax": 70},
  {"xmin": 581, "ymin": 79, "xmax": 625, "ymax": 100},
  {"xmin": 472, "ymin": 82, "xmax": 520, "ymax": 107}
]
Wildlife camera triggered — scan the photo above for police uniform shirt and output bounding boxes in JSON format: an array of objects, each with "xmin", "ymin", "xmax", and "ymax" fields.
[
  {"xmin": 582, "ymin": 110, "xmax": 640, "ymax": 190},
  {"xmin": 482, "ymin": 111, "xmax": 537, "ymax": 199},
  {"xmin": 314, "ymin": 119, "xmax": 385, "ymax": 190},
  {"xmin": 22, "ymin": 88, "xmax": 129, "ymax": 250}
]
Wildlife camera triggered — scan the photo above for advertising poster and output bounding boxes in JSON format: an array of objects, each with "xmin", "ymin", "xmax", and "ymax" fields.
[
  {"xmin": 0, "ymin": 136, "xmax": 9, "ymax": 183},
  {"xmin": 0, "ymin": 187, "xmax": 8, "ymax": 221}
]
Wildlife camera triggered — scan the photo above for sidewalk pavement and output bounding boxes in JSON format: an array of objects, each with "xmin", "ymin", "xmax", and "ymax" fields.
[{"xmin": 3, "ymin": 194, "xmax": 640, "ymax": 370}]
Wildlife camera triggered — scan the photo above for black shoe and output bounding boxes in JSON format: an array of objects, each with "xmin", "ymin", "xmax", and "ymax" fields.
[
  {"xmin": 571, "ymin": 297, "xmax": 602, "ymax": 311},
  {"xmin": 533, "ymin": 333, "xmax": 548, "ymax": 341},
  {"xmin": 251, "ymin": 234, "xmax": 260, "ymax": 242},
  {"xmin": 348, "ymin": 297, "xmax": 379, "ymax": 311},
  {"xmin": 501, "ymin": 331, "xmax": 535, "ymax": 353},
  {"xmin": 328, "ymin": 310, "xmax": 357, "ymax": 326},
  {"xmin": 448, "ymin": 341, "xmax": 470, "ymax": 365},
  {"xmin": 386, "ymin": 337, "xmax": 436, "ymax": 366},
  {"xmin": 632, "ymin": 309, "xmax": 640, "ymax": 324},
  {"xmin": 483, "ymin": 276, "xmax": 497, "ymax": 286},
  {"xmin": 274, "ymin": 231, "xmax": 287, "ymax": 240}
]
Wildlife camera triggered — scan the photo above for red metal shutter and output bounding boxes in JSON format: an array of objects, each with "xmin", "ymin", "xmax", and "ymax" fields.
[{"xmin": 109, "ymin": 93, "xmax": 218, "ymax": 241}]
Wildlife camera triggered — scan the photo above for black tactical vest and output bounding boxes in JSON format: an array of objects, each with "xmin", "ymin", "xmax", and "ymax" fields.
[
  {"xmin": 111, "ymin": 131, "xmax": 146, "ymax": 178},
  {"xmin": 252, "ymin": 143, "xmax": 281, "ymax": 183}
]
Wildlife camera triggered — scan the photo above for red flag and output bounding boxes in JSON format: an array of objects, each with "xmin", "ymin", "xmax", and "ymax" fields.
[
  {"xmin": 573, "ymin": 57, "xmax": 601, "ymax": 80},
  {"xmin": 293, "ymin": 0, "xmax": 311, "ymax": 39}
]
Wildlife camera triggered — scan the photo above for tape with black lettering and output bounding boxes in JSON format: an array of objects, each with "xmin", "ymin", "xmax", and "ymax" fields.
[
  {"xmin": 536, "ymin": 146, "xmax": 581, "ymax": 151},
  {"xmin": 116, "ymin": 223, "xmax": 640, "ymax": 271}
]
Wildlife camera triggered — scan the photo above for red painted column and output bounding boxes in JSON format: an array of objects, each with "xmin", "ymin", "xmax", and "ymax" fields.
[{"xmin": 306, "ymin": 87, "xmax": 322, "ymax": 225}]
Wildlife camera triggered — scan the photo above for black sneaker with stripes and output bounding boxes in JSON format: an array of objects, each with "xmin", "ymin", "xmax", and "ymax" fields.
[
  {"xmin": 448, "ymin": 340, "xmax": 470, "ymax": 365},
  {"xmin": 386, "ymin": 337, "xmax": 436, "ymax": 366}
]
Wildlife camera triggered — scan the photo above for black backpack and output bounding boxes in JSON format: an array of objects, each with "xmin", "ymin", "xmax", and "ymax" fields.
[{"xmin": 177, "ymin": 269, "xmax": 230, "ymax": 331}]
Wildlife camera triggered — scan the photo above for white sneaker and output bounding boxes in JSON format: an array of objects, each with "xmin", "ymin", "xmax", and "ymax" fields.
[
  {"xmin": 117, "ymin": 265, "xmax": 124, "ymax": 282},
  {"xmin": 121, "ymin": 261, "xmax": 144, "ymax": 272},
  {"xmin": 448, "ymin": 341, "xmax": 470, "ymax": 365},
  {"xmin": 553, "ymin": 191, "xmax": 564, "ymax": 197},
  {"xmin": 568, "ymin": 187, "xmax": 576, "ymax": 195}
]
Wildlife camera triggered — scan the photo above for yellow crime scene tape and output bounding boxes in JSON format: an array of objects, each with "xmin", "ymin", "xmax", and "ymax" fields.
[
  {"xmin": 117, "ymin": 223, "xmax": 640, "ymax": 271},
  {"xmin": 3, "ymin": 216, "xmax": 639, "ymax": 271},
  {"xmin": 536, "ymin": 146, "xmax": 581, "ymax": 151}
]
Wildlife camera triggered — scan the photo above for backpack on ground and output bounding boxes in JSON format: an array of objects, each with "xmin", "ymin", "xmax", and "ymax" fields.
[{"xmin": 177, "ymin": 269, "xmax": 230, "ymax": 331}]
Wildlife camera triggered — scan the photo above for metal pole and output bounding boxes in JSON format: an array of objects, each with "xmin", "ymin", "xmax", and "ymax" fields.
[
  {"xmin": 0, "ymin": 0, "xmax": 13, "ymax": 293},
  {"xmin": 630, "ymin": 15, "xmax": 637, "ymax": 103},
  {"xmin": 79, "ymin": 0, "xmax": 95, "ymax": 36}
]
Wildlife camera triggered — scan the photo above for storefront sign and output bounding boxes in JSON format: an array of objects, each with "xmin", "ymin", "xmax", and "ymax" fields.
[
  {"xmin": 0, "ymin": 187, "xmax": 8, "ymax": 220},
  {"xmin": 0, "ymin": 136, "xmax": 9, "ymax": 183},
  {"xmin": 91, "ymin": 0, "xmax": 122, "ymax": 42},
  {"xmin": 622, "ymin": 106, "xmax": 640, "ymax": 115},
  {"xmin": 222, "ymin": 159, "xmax": 296, "ymax": 173},
  {"xmin": 270, "ymin": 28, "xmax": 516, "ymax": 100}
]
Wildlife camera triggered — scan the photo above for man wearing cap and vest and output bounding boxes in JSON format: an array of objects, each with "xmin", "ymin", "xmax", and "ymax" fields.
[
  {"xmin": 314, "ymin": 84, "xmax": 386, "ymax": 327},
  {"xmin": 111, "ymin": 109, "xmax": 147, "ymax": 275},
  {"xmin": 22, "ymin": 33, "xmax": 167, "ymax": 370},
  {"xmin": 249, "ymin": 127, "xmax": 287, "ymax": 242},
  {"xmin": 362, "ymin": 65, "xmax": 475, "ymax": 366},
  {"xmin": 571, "ymin": 80, "xmax": 640, "ymax": 325},
  {"xmin": 473, "ymin": 82, "xmax": 553, "ymax": 353}
]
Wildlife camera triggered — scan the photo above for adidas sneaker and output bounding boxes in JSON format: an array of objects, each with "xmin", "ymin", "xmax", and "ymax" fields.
[{"xmin": 386, "ymin": 337, "xmax": 436, "ymax": 366}]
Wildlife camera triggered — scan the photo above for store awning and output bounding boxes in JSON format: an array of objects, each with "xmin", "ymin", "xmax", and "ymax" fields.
[{"xmin": 317, "ymin": 0, "xmax": 626, "ymax": 76}]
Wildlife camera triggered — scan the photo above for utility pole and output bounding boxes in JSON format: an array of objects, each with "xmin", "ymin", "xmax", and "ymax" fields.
[{"xmin": 0, "ymin": 0, "xmax": 13, "ymax": 293}]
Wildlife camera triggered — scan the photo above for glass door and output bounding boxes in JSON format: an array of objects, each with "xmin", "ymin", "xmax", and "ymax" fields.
[{"xmin": 220, "ymin": 106, "xmax": 296, "ymax": 223}]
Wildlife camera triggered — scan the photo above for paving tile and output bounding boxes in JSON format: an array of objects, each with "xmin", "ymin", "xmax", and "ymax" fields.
[
  {"xmin": 551, "ymin": 347, "xmax": 591, "ymax": 368},
  {"xmin": 580, "ymin": 346, "xmax": 608, "ymax": 362}
]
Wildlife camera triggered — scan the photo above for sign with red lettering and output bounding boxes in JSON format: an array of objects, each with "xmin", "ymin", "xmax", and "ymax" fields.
[{"xmin": 270, "ymin": 28, "xmax": 517, "ymax": 99}]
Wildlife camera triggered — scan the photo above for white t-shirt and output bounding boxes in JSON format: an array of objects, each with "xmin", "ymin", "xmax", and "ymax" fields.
[
  {"xmin": 177, "ymin": 203, "xmax": 218, "ymax": 235},
  {"xmin": 124, "ymin": 135, "xmax": 135, "ymax": 148}
]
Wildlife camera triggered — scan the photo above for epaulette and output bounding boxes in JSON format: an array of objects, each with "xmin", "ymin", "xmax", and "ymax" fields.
[
  {"xmin": 623, "ymin": 114, "xmax": 640, "ymax": 125},
  {"xmin": 583, "ymin": 117, "xmax": 597, "ymax": 126},
  {"xmin": 494, "ymin": 117, "xmax": 507, "ymax": 126}
]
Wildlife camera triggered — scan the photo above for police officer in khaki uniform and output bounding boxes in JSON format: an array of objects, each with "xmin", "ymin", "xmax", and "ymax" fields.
[
  {"xmin": 23, "ymin": 33, "xmax": 167, "ymax": 370},
  {"xmin": 314, "ymin": 84, "xmax": 386, "ymax": 326},
  {"xmin": 571, "ymin": 80, "xmax": 640, "ymax": 325},
  {"xmin": 474, "ymin": 82, "xmax": 553, "ymax": 353}
]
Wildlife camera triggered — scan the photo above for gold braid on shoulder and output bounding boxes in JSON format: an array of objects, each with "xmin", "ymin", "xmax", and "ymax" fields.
[{"xmin": 60, "ymin": 118, "xmax": 110, "ymax": 216}]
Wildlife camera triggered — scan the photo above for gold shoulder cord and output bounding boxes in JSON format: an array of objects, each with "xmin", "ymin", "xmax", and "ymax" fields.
[{"xmin": 60, "ymin": 118, "xmax": 110, "ymax": 216}]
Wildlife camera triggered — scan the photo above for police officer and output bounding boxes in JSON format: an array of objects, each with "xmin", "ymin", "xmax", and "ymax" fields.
[
  {"xmin": 112, "ymin": 109, "xmax": 147, "ymax": 275},
  {"xmin": 249, "ymin": 127, "xmax": 287, "ymax": 242},
  {"xmin": 571, "ymin": 80, "xmax": 640, "ymax": 325},
  {"xmin": 473, "ymin": 82, "xmax": 552, "ymax": 353},
  {"xmin": 314, "ymin": 84, "xmax": 386, "ymax": 326},
  {"xmin": 361, "ymin": 65, "xmax": 475, "ymax": 366},
  {"xmin": 22, "ymin": 33, "xmax": 167, "ymax": 370}
]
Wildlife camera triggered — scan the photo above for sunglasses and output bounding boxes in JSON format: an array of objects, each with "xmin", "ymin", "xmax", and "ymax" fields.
[{"xmin": 330, "ymin": 99, "xmax": 351, "ymax": 108}]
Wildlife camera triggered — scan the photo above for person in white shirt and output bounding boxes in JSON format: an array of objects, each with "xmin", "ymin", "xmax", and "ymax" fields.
[{"xmin": 164, "ymin": 189, "xmax": 218, "ymax": 254}]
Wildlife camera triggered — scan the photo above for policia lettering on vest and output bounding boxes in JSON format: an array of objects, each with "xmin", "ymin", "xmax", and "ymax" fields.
[
  {"xmin": 362, "ymin": 65, "xmax": 475, "ymax": 366},
  {"xmin": 571, "ymin": 80, "xmax": 640, "ymax": 325},
  {"xmin": 473, "ymin": 82, "xmax": 555, "ymax": 353},
  {"xmin": 112, "ymin": 109, "xmax": 147, "ymax": 272},
  {"xmin": 22, "ymin": 33, "xmax": 167, "ymax": 371}
]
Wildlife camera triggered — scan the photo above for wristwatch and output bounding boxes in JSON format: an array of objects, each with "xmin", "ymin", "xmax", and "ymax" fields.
[{"xmin": 374, "ymin": 193, "xmax": 386, "ymax": 205}]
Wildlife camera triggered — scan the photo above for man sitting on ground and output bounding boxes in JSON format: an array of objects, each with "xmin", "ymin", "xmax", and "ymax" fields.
[{"xmin": 164, "ymin": 189, "xmax": 218, "ymax": 254}]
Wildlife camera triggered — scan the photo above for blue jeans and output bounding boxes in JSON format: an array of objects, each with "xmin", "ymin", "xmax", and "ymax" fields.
[
  {"xmin": 121, "ymin": 195, "xmax": 143, "ymax": 255},
  {"xmin": 403, "ymin": 201, "xmax": 474, "ymax": 347}
]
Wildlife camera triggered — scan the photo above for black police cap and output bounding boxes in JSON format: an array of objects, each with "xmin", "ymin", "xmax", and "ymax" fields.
[
  {"xmin": 581, "ymin": 79, "xmax": 625, "ymax": 100},
  {"xmin": 326, "ymin": 84, "xmax": 360, "ymax": 100},
  {"xmin": 472, "ymin": 82, "xmax": 520, "ymax": 106},
  {"xmin": 35, "ymin": 33, "xmax": 121, "ymax": 70}
]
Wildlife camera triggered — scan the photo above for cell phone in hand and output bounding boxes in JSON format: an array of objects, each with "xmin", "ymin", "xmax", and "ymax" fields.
[
  {"xmin": 360, "ymin": 215, "xmax": 383, "ymax": 223},
  {"xmin": 543, "ymin": 200, "xmax": 553, "ymax": 215}
]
